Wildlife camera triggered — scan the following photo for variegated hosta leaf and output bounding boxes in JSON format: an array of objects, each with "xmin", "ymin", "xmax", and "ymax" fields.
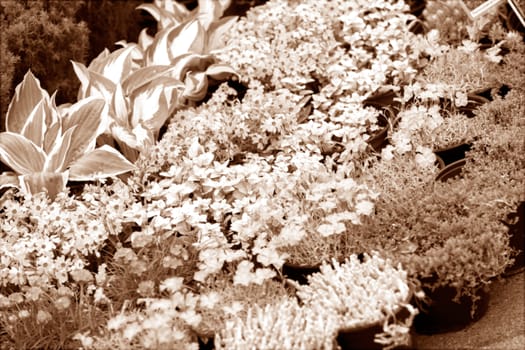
[
  {"xmin": 206, "ymin": 16, "xmax": 238, "ymax": 53},
  {"xmin": 87, "ymin": 48, "xmax": 111, "ymax": 74},
  {"xmin": 196, "ymin": 0, "xmax": 231, "ymax": 30},
  {"xmin": 60, "ymin": 97, "xmax": 107, "ymax": 168},
  {"xmin": 182, "ymin": 71, "xmax": 208, "ymax": 101},
  {"xmin": 205, "ymin": 62, "xmax": 239, "ymax": 81},
  {"xmin": 146, "ymin": 26, "xmax": 175, "ymax": 66},
  {"xmin": 19, "ymin": 98, "xmax": 46, "ymax": 149},
  {"xmin": 71, "ymin": 60, "xmax": 91, "ymax": 100},
  {"xmin": 146, "ymin": 19, "xmax": 205, "ymax": 66},
  {"xmin": 68, "ymin": 145, "xmax": 136, "ymax": 181},
  {"xmin": 6, "ymin": 70, "xmax": 49, "ymax": 133},
  {"xmin": 111, "ymin": 83, "xmax": 129, "ymax": 129},
  {"xmin": 72, "ymin": 61, "xmax": 116, "ymax": 102},
  {"xmin": 0, "ymin": 171, "xmax": 18, "ymax": 190},
  {"xmin": 44, "ymin": 126, "xmax": 77, "ymax": 173},
  {"xmin": 0, "ymin": 132, "xmax": 46, "ymax": 175},
  {"xmin": 121, "ymin": 65, "xmax": 172, "ymax": 96},
  {"xmin": 19, "ymin": 172, "xmax": 68, "ymax": 199},
  {"xmin": 99, "ymin": 45, "xmax": 137, "ymax": 84},
  {"xmin": 138, "ymin": 28, "xmax": 155, "ymax": 52},
  {"xmin": 168, "ymin": 19, "xmax": 206, "ymax": 59},
  {"xmin": 130, "ymin": 82, "xmax": 169, "ymax": 131},
  {"xmin": 169, "ymin": 53, "xmax": 215, "ymax": 81}
]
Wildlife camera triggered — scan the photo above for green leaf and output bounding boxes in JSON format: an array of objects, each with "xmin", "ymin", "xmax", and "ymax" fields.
[
  {"xmin": 19, "ymin": 172, "xmax": 68, "ymax": 199},
  {"xmin": 0, "ymin": 132, "xmax": 46, "ymax": 175},
  {"xmin": 0, "ymin": 171, "xmax": 19, "ymax": 190},
  {"xmin": 6, "ymin": 70, "xmax": 49, "ymax": 133},
  {"xmin": 44, "ymin": 126, "xmax": 76, "ymax": 173},
  {"xmin": 71, "ymin": 61, "xmax": 91, "ymax": 99},
  {"xmin": 169, "ymin": 19, "xmax": 206, "ymax": 59},
  {"xmin": 68, "ymin": 145, "xmax": 136, "ymax": 181},
  {"xmin": 205, "ymin": 63, "xmax": 239, "ymax": 81},
  {"xmin": 206, "ymin": 16, "xmax": 238, "ymax": 52},
  {"xmin": 183, "ymin": 71, "xmax": 208, "ymax": 101},
  {"xmin": 100, "ymin": 45, "xmax": 137, "ymax": 84},
  {"xmin": 122, "ymin": 65, "xmax": 172, "ymax": 96},
  {"xmin": 168, "ymin": 53, "xmax": 215, "ymax": 81},
  {"xmin": 20, "ymin": 98, "xmax": 47, "ymax": 149},
  {"xmin": 61, "ymin": 97, "xmax": 106, "ymax": 167}
]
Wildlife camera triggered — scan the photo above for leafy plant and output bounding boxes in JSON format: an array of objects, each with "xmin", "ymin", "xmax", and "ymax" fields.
[
  {"xmin": 70, "ymin": 0, "xmax": 239, "ymax": 162},
  {"xmin": 0, "ymin": 71, "xmax": 135, "ymax": 198}
]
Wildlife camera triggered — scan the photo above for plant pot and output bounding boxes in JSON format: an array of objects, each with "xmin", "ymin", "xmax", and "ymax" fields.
[
  {"xmin": 412, "ymin": 282, "xmax": 490, "ymax": 335},
  {"xmin": 198, "ymin": 335, "xmax": 214, "ymax": 350},
  {"xmin": 367, "ymin": 113, "xmax": 390, "ymax": 153},
  {"xmin": 337, "ymin": 296, "xmax": 414, "ymax": 350},
  {"xmin": 460, "ymin": 94, "xmax": 490, "ymax": 118},
  {"xmin": 435, "ymin": 158, "xmax": 467, "ymax": 182},
  {"xmin": 282, "ymin": 262, "xmax": 322, "ymax": 285},
  {"xmin": 434, "ymin": 143, "xmax": 471, "ymax": 167},
  {"xmin": 503, "ymin": 201, "xmax": 525, "ymax": 277},
  {"xmin": 435, "ymin": 154, "xmax": 445, "ymax": 170}
]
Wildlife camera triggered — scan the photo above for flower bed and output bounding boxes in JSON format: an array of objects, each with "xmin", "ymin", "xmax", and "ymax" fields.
[{"xmin": 0, "ymin": 0, "xmax": 524, "ymax": 348}]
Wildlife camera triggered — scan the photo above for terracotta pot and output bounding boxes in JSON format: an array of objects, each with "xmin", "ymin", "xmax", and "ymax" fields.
[
  {"xmin": 435, "ymin": 158, "xmax": 467, "ymax": 182},
  {"xmin": 337, "ymin": 295, "xmax": 414, "ymax": 350},
  {"xmin": 412, "ymin": 283, "xmax": 490, "ymax": 335}
]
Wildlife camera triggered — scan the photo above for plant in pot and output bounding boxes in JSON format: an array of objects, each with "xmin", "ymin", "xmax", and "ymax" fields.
[
  {"xmin": 276, "ymin": 170, "xmax": 378, "ymax": 285},
  {"xmin": 214, "ymin": 297, "xmax": 338, "ymax": 350},
  {"xmin": 295, "ymin": 252, "xmax": 418, "ymax": 350},
  {"xmin": 334, "ymin": 138, "xmax": 514, "ymax": 334},
  {"xmin": 461, "ymin": 87, "xmax": 525, "ymax": 275}
]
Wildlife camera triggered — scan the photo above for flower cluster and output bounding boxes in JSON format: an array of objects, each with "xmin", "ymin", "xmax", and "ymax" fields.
[
  {"xmin": 215, "ymin": 297, "xmax": 338, "ymax": 350},
  {"xmin": 296, "ymin": 253, "xmax": 417, "ymax": 350}
]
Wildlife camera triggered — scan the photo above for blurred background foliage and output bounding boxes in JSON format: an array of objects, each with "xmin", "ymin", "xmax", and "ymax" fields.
[
  {"xmin": 0, "ymin": 0, "xmax": 268, "ymax": 132},
  {"xmin": 0, "ymin": 0, "xmax": 153, "ymax": 132}
]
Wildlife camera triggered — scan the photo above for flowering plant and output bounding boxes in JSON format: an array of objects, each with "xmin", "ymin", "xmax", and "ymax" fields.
[
  {"xmin": 215, "ymin": 297, "xmax": 338, "ymax": 350},
  {"xmin": 296, "ymin": 253, "xmax": 418, "ymax": 350}
]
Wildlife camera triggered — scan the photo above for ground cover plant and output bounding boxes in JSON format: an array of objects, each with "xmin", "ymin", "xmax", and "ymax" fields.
[{"xmin": 0, "ymin": 0, "xmax": 523, "ymax": 349}]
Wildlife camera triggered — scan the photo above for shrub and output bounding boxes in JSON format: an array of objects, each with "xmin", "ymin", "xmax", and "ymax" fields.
[{"xmin": 0, "ymin": 0, "xmax": 89, "ymax": 118}]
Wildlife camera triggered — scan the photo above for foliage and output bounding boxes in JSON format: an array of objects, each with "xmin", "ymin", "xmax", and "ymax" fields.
[
  {"xmin": 0, "ymin": 71, "xmax": 135, "ymax": 198},
  {"xmin": 71, "ymin": 0, "xmax": 240, "ymax": 162},
  {"xmin": 0, "ymin": 0, "xmax": 89, "ymax": 122},
  {"xmin": 0, "ymin": 0, "xmax": 524, "ymax": 348}
]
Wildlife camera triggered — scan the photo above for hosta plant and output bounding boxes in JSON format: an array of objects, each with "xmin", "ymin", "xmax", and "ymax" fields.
[
  {"xmin": 0, "ymin": 71, "xmax": 135, "ymax": 198},
  {"xmin": 71, "ymin": 0, "xmax": 239, "ymax": 162}
]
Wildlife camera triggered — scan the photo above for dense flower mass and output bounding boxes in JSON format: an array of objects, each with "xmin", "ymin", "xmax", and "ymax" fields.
[{"xmin": 0, "ymin": 0, "xmax": 523, "ymax": 349}]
